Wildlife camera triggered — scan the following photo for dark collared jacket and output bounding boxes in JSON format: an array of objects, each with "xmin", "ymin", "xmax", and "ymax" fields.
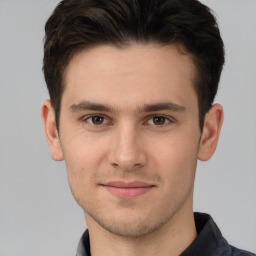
[{"xmin": 76, "ymin": 213, "xmax": 255, "ymax": 256}]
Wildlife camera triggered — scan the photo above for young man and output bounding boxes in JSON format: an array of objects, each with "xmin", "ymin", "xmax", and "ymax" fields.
[{"xmin": 41, "ymin": 0, "xmax": 255, "ymax": 255}]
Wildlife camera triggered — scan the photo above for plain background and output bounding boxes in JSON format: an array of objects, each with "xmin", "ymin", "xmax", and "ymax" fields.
[{"xmin": 0, "ymin": 0, "xmax": 255, "ymax": 255}]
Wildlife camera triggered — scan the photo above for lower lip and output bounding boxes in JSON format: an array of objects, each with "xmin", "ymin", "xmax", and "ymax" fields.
[{"xmin": 104, "ymin": 186, "xmax": 153, "ymax": 199}]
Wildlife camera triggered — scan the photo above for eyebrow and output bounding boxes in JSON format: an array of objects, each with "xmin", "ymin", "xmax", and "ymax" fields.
[
  {"xmin": 137, "ymin": 103, "xmax": 185, "ymax": 113},
  {"xmin": 69, "ymin": 101, "xmax": 185, "ymax": 113},
  {"xmin": 69, "ymin": 101, "xmax": 116, "ymax": 113}
]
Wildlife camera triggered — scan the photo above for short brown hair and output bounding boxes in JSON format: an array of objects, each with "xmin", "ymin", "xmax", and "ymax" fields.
[{"xmin": 43, "ymin": 0, "xmax": 225, "ymax": 131}]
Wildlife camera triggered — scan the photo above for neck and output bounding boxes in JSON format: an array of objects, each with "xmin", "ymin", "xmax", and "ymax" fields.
[{"xmin": 85, "ymin": 207, "xmax": 197, "ymax": 256}]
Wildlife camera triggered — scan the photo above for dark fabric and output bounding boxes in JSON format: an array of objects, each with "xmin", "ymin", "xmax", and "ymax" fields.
[
  {"xmin": 76, "ymin": 212, "xmax": 255, "ymax": 256},
  {"xmin": 76, "ymin": 229, "xmax": 91, "ymax": 256}
]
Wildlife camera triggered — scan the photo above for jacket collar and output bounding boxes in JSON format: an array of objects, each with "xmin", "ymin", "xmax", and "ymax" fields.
[{"xmin": 76, "ymin": 212, "xmax": 228, "ymax": 256}]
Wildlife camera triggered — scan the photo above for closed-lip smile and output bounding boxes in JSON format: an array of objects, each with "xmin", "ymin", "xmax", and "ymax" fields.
[{"xmin": 102, "ymin": 181, "xmax": 155, "ymax": 199}]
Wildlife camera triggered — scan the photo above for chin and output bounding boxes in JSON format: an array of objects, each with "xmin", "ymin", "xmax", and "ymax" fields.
[{"xmin": 86, "ymin": 209, "xmax": 175, "ymax": 238}]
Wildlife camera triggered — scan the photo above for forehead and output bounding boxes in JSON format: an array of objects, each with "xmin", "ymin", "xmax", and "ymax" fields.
[
  {"xmin": 62, "ymin": 43, "xmax": 197, "ymax": 110},
  {"xmin": 65, "ymin": 43, "xmax": 195, "ymax": 81}
]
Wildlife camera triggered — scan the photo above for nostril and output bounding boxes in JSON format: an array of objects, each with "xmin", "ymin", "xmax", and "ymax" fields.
[{"xmin": 112, "ymin": 163, "xmax": 119, "ymax": 168}]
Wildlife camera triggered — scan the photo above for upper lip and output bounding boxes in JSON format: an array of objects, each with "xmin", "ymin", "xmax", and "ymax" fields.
[{"xmin": 103, "ymin": 181, "xmax": 154, "ymax": 188}]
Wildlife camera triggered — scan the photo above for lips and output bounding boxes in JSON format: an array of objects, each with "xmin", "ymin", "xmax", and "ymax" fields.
[{"xmin": 102, "ymin": 181, "xmax": 155, "ymax": 199}]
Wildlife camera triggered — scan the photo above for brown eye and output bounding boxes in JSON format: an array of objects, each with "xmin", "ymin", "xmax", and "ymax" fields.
[
  {"xmin": 152, "ymin": 116, "xmax": 167, "ymax": 125},
  {"xmin": 90, "ymin": 116, "xmax": 105, "ymax": 125}
]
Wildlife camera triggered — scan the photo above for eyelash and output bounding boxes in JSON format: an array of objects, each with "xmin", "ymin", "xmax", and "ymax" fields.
[
  {"xmin": 146, "ymin": 115, "xmax": 174, "ymax": 126},
  {"xmin": 81, "ymin": 114, "xmax": 174, "ymax": 127},
  {"xmin": 82, "ymin": 115, "xmax": 110, "ymax": 126}
]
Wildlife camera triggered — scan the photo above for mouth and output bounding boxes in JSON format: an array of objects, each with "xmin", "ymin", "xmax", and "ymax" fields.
[{"xmin": 101, "ymin": 181, "xmax": 155, "ymax": 199}]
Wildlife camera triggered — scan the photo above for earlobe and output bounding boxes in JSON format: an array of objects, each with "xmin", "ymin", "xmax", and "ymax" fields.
[
  {"xmin": 198, "ymin": 104, "xmax": 224, "ymax": 161},
  {"xmin": 41, "ymin": 99, "xmax": 64, "ymax": 161}
]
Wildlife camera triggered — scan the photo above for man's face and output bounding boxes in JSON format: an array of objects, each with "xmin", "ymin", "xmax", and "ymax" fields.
[{"xmin": 57, "ymin": 44, "xmax": 202, "ymax": 236}]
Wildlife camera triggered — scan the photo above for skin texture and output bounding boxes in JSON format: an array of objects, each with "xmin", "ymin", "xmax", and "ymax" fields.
[{"xmin": 42, "ymin": 43, "xmax": 223, "ymax": 256}]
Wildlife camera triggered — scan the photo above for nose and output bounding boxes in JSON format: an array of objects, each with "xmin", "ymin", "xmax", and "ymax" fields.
[{"xmin": 108, "ymin": 124, "xmax": 148, "ymax": 171}]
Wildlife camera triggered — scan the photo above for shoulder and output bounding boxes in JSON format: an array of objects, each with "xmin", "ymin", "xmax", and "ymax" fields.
[
  {"xmin": 214, "ymin": 231, "xmax": 255, "ymax": 256},
  {"xmin": 229, "ymin": 246, "xmax": 256, "ymax": 256},
  {"xmin": 213, "ymin": 233, "xmax": 255, "ymax": 256},
  {"xmin": 192, "ymin": 213, "xmax": 255, "ymax": 256}
]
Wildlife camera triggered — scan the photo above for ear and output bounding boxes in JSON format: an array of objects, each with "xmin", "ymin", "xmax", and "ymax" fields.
[
  {"xmin": 41, "ymin": 99, "xmax": 64, "ymax": 161},
  {"xmin": 198, "ymin": 104, "xmax": 224, "ymax": 161}
]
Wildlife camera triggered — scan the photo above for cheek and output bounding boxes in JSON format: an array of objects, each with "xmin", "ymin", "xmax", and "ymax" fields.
[
  {"xmin": 61, "ymin": 134, "xmax": 108, "ymax": 195},
  {"xmin": 62, "ymin": 131, "xmax": 108, "ymax": 170},
  {"xmin": 151, "ymin": 129, "xmax": 199, "ymax": 163},
  {"xmin": 149, "ymin": 131, "xmax": 199, "ymax": 186},
  {"xmin": 64, "ymin": 144, "xmax": 102, "ymax": 208}
]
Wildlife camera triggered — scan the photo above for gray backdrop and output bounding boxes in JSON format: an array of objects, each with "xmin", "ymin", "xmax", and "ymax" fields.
[{"xmin": 0, "ymin": 0, "xmax": 255, "ymax": 255}]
